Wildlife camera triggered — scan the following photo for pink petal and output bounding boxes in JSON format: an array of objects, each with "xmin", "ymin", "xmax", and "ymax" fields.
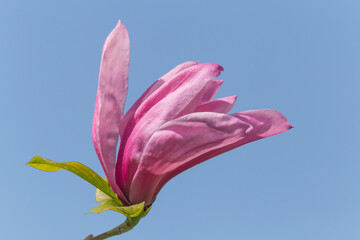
[
  {"xmin": 200, "ymin": 80, "xmax": 224, "ymax": 103},
  {"xmin": 117, "ymin": 63, "xmax": 224, "ymax": 196},
  {"xmin": 129, "ymin": 109, "xmax": 292, "ymax": 205},
  {"xmin": 92, "ymin": 21, "xmax": 130, "ymax": 204},
  {"xmin": 195, "ymin": 95, "xmax": 238, "ymax": 114},
  {"xmin": 131, "ymin": 63, "xmax": 222, "ymax": 125},
  {"xmin": 119, "ymin": 61, "xmax": 198, "ymax": 137},
  {"xmin": 159, "ymin": 61, "xmax": 200, "ymax": 81},
  {"xmin": 116, "ymin": 61, "xmax": 198, "ymax": 191}
]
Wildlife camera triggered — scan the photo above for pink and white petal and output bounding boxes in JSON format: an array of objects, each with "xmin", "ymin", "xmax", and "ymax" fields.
[
  {"xmin": 129, "ymin": 110, "xmax": 292, "ymax": 205},
  {"xmin": 195, "ymin": 95, "xmax": 237, "ymax": 114},
  {"xmin": 117, "ymin": 63, "xmax": 224, "ymax": 195},
  {"xmin": 92, "ymin": 21, "xmax": 130, "ymax": 204}
]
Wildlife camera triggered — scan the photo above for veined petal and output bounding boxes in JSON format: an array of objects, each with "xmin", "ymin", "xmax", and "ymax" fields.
[
  {"xmin": 200, "ymin": 80, "xmax": 224, "ymax": 103},
  {"xmin": 195, "ymin": 95, "xmax": 237, "ymax": 114},
  {"xmin": 92, "ymin": 20, "xmax": 130, "ymax": 204},
  {"xmin": 129, "ymin": 63, "xmax": 222, "ymax": 125},
  {"xmin": 119, "ymin": 61, "xmax": 198, "ymax": 137},
  {"xmin": 129, "ymin": 110, "xmax": 292, "ymax": 205},
  {"xmin": 160, "ymin": 61, "xmax": 200, "ymax": 81},
  {"xmin": 117, "ymin": 63, "xmax": 224, "ymax": 195},
  {"xmin": 116, "ymin": 61, "xmax": 198, "ymax": 191}
]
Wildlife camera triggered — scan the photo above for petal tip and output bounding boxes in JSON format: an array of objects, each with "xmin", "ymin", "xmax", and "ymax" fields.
[
  {"xmin": 113, "ymin": 20, "xmax": 123, "ymax": 32},
  {"xmin": 204, "ymin": 63, "xmax": 224, "ymax": 76},
  {"xmin": 113, "ymin": 20, "xmax": 128, "ymax": 34}
]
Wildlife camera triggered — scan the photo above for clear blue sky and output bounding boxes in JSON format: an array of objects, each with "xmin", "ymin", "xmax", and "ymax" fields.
[{"xmin": 1, "ymin": 0, "xmax": 360, "ymax": 239}]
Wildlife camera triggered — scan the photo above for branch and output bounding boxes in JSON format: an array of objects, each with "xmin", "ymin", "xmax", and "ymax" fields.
[{"xmin": 84, "ymin": 217, "xmax": 140, "ymax": 240}]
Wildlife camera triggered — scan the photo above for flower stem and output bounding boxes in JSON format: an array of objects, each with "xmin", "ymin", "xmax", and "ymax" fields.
[{"xmin": 84, "ymin": 217, "xmax": 140, "ymax": 240}]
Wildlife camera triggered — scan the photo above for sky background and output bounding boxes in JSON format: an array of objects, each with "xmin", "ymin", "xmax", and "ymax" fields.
[{"xmin": 1, "ymin": 0, "xmax": 360, "ymax": 239}]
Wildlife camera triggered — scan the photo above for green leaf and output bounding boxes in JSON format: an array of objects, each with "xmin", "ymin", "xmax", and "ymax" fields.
[
  {"xmin": 88, "ymin": 200, "xmax": 145, "ymax": 218},
  {"xmin": 87, "ymin": 199, "xmax": 123, "ymax": 213},
  {"xmin": 27, "ymin": 156, "xmax": 118, "ymax": 200}
]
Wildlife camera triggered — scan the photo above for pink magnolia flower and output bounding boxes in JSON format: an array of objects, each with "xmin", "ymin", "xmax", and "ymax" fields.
[{"xmin": 92, "ymin": 21, "xmax": 292, "ymax": 207}]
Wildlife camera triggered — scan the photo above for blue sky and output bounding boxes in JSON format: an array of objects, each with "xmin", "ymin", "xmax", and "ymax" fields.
[{"xmin": 1, "ymin": 0, "xmax": 360, "ymax": 239}]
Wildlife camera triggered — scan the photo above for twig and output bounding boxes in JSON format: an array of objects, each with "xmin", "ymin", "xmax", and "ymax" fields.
[{"xmin": 84, "ymin": 217, "xmax": 140, "ymax": 240}]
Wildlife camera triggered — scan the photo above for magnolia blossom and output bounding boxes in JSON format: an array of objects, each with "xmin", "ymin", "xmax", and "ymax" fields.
[{"xmin": 92, "ymin": 21, "xmax": 292, "ymax": 207}]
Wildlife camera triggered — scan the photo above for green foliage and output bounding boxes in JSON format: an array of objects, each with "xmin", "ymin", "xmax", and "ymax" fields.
[
  {"xmin": 27, "ymin": 156, "xmax": 152, "ymax": 219},
  {"xmin": 26, "ymin": 156, "xmax": 118, "ymax": 200},
  {"xmin": 88, "ymin": 200, "xmax": 145, "ymax": 218}
]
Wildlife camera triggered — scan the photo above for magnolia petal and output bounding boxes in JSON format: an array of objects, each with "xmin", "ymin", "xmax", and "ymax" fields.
[
  {"xmin": 200, "ymin": 80, "xmax": 224, "ymax": 103},
  {"xmin": 119, "ymin": 61, "xmax": 198, "ymax": 137},
  {"xmin": 116, "ymin": 61, "xmax": 198, "ymax": 191},
  {"xmin": 117, "ymin": 63, "xmax": 224, "ymax": 196},
  {"xmin": 160, "ymin": 61, "xmax": 199, "ymax": 81},
  {"xmin": 129, "ymin": 63, "xmax": 222, "ymax": 127},
  {"xmin": 174, "ymin": 81, "xmax": 228, "ymax": 118},
  {"xmin": 92, "ymin": 20, "xmax": 130, "ymax": 204},
  {"xmin": 195, "ymin": 95, "xmax": 237, "ymax": 114},
  {"xmin": 129, "ymin": 110, "xmax": 292, "ymax": 205}
]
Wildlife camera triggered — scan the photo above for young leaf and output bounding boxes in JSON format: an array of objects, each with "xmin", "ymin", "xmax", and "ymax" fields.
[
  {"xmin": 27, "ymin": 156, "xmax": 118, "ymax": 200},
  {"xmin": 88, "ymin": 200, "xmax": 145, "ymax": 218}
]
